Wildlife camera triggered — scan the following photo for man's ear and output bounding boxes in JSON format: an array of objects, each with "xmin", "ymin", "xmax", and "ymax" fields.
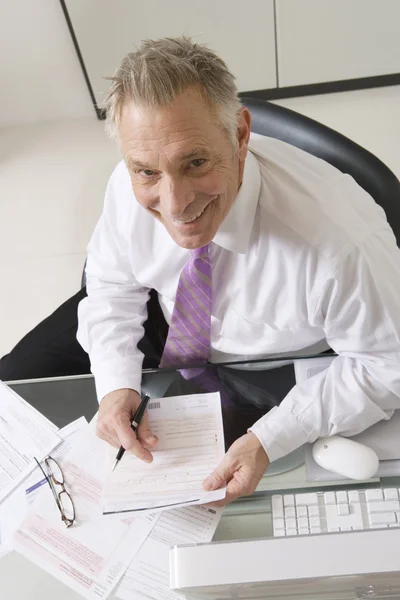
[{"xmin": 237, "ymin": 107, "xmax": 251, "ymax": 159}]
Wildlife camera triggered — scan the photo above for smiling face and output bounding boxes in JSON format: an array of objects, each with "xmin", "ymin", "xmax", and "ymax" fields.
[{"xmin": 119, "ymin": 86, "xmax": 251, "ymax": 249}]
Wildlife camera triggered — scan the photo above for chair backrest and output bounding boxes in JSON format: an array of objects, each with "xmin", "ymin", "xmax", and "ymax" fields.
[{"xmin": 242, "ymin": 97, "xmax": 400, "ymax": 246}]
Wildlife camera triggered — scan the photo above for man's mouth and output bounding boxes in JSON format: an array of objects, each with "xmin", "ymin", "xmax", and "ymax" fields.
[{"xmin": 172, "ymin": 204, "xmax": 209, "ymax": 224}]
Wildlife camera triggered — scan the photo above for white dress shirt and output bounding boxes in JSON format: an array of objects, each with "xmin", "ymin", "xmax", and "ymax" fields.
[{"xmin": 77, "ymin": 133, "xmax": 400, "ymax": 462}]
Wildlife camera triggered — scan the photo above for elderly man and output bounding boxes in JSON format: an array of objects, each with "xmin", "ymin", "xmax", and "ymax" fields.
[{"xmin": 1, "ymin": 37, "xmax": 400, "ymax": 504}]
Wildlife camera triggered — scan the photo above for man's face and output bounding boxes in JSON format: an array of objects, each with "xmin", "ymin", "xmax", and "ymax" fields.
[{"xmin": 119, "ymin": 87, "xmax": 251, "ymax": 249}]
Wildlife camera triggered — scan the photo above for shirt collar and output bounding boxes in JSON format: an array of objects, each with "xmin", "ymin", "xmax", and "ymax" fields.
[{"xmin": 213, "ymin": 149, "xmax": 261, "ymax": 254}]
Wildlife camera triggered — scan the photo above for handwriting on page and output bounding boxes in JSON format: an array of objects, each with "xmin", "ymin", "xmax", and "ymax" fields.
[{"xmin": 102, "ymin": 393, "xmax": 226, "ymax": 513}]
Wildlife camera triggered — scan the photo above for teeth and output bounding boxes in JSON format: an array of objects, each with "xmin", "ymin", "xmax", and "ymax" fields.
[{"xmin": 173, "ymin": 206, "xmax": 206, "ymax": 224}]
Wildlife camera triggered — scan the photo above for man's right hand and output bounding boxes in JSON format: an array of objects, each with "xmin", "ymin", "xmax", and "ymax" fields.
[{"xmin": 97, "ymin": 388, "xmax": 158, "ymax": 462}]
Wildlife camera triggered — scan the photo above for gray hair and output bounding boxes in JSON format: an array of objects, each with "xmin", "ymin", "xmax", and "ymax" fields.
[{"xmin": 103, "ymin": 36, "xmax": 242, "ymax": 145}]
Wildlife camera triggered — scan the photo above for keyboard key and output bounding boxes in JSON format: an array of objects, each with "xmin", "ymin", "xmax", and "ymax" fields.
[
  {"xmin": 368, "ymin": 500, "xmax": 400, "ymax": 513},
  {"xmin": 308, "ymin": 505, "xmax": 320, "ymax": 517},
  {"xmin": 286, "ymin": 528, "xmax": 297, "ymax": 536},
  {"xmin": 309, "ymin": 516, "xmax": 321, "ymax": 528},
  {"xmin": 295, "ymin": 493, "xmax": 318, "ymax": 506},
  {"xmin": 384, "ymin": 489, "xmax": 399, "ymax": 501},
  {"xmin": 324, "ymin": 492, "xmax": 336, "ymax": 504},
  {"xmin": 275, "ymin": 529, "xmax": 286, "ymax": 536},
  {"xmin": 296, "ymin": 506, "xmax": 307, "ymax": 518},
  {"xmin": 285, "ymin": 518, "xmax": 297, "ymax": 530},
  {"xmin": 348, "ymin": 491, "xmax": 360, "ymax": 503},
  {"xmin": 297, "ymin": 517, "xmax": 309, "ymax": 529},
  {"xmin": 336, "ymin": 491, "xmax": 348, "ymax": 504},
  {"xmin": 325, "ymin": 503, "xmax": 363, "ymax": 531},
  {"xmin": 310, "ymin": 526, "xmax": 321, "ymax": 534},
  {"xmin": 273, "ymin": 518, "xmax": 285, "ymax": 530},
  {"xmin": 284, "ymin": 507, "xmax": 296, "ymax": 518},
  {"xmin": 339, "ymin": 526, "xmax": 352, "ymax": 531},
  {"xmin": 366, "ymin": 489, "xmax": 383, "ymax": 502},
  {"xmin": 389, "ymin": 523, "xmax": 400, "ymax": 528},
  {"xmin": 272, "ymin": 495, "xmax": 283, "ymax": 511},
  {"xmin": 369, "ymin": 512, "xmax": 396, "ymax": 525},
  {"xmin": 328, "ymin": 526, "xmax": 339, "ymax": 532},
  {"xmin": 298, "ymin": 528, "xmax": 309, "ymax": 535},
  {"xmin": 284, "ymin": 495, "xmax": 295, "ymax": 507},
  {"xmin": 337, "ymin": 504, "xmax": 350, "ymax": 516}
]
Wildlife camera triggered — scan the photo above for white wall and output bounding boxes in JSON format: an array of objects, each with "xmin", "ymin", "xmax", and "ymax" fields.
[
  {"xmin": 65, "ymin": 0, "xmax": 277, "ymax": 103},
  {"xmin": 0, "ymin": 0, "xmax": 94, "ymax": 127}
]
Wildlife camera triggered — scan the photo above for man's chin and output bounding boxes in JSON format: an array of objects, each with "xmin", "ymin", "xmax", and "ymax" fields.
[{"xmin": 168, "ymin": 226, "xmax": 214, "ymax": 250}]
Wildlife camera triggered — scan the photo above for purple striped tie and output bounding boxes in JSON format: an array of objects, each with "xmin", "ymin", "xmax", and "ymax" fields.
[{"xmin": 160, "ymin": 244, "xmax": 211, "ymax": 369}]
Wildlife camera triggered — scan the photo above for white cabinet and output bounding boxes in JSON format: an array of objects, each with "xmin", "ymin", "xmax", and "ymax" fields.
[
  {"xmin": 65, "ymin": 0, "xmax": 277, "ymax": 104},
  {"xmin": 275, "ymin": 0, "xmax": 400, "ymax": 87}
]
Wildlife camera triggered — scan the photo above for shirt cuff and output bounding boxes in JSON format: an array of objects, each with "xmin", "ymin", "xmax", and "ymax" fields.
[
  {"xmin": 91, "ymin": 360, "xmax": 142, "ymax": 403},
  {"xmin": 249, "ymin": 405, "xmax": 310, "ymax": 463}
]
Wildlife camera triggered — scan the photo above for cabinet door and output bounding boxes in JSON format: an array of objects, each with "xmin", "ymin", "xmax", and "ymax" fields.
[
  {"xmin": 65, "ymin": 0, "xmax": 277, "ymax": 103},
  {"xmin": 276, "ymin": 0, "xmax": 400, "ymax": 87}
]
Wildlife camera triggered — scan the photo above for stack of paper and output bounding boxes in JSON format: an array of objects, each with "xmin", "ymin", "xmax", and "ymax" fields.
[
  {"xmin": 0, "ymin": 381, "xmax": 62, "ymax": 556},
  {"xmin": 116, "ymin": 504, "xmax": 223, "ymax": 600},
  {"xmin": 102, "ymin": 393, "xmax": 226, "ymax": 514},
  {"xmin": 13, "ymin": 419, "xmax": 158, "ymax": 599},
  {"xmin": 2, "ymin": 387, "xmax": 225, "ymax": 599}
]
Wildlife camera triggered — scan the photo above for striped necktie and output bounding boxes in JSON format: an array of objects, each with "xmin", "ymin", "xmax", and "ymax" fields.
[{"xmin": 160, "ymin": 244, "xmax": 212, "ymax": 369}]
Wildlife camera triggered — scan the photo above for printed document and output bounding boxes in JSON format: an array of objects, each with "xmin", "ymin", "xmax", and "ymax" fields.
[
  {"xmin": 102, "ymin": 393, "xmax": 226, "ymax": 514},
  {"xmin": 0, "ymin": 417, "xmax": 87, "ymax": 559},
  {"xmin": 13, "ymin": 418, "xmax": 159, "ymax": 599},
  {"xmin": 116, "ymin": 504, "xmax": 223, "ymax": 600},
  {"xmin": 0, "ymin": 381, "xmax": 61, "ymax": 503}
]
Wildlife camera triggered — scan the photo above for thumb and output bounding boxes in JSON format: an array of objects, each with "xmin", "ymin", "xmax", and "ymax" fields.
[{"xmin": 203, "ymin": 456, "xmax": 235, "ymax": 491}]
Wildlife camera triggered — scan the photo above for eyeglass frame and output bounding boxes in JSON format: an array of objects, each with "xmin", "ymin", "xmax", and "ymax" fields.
[{"xmin": 34, "ymin": 455, "xmax": 75, "ymax": 528}]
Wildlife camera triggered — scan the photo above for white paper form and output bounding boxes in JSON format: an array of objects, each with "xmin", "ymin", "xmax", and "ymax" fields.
[
  {"xmin": 0, "ymin": 417, "xmax": 88, "ymax": 559},
  {"xmin": 102, "ymin": 393, "xmax": 226, "ymax": 515},
  {"xmin": 0, "ymin": 381, "xmax": 61, "ymax": 503},
  {"xmin": 13, "ymin": 418, "xmax": 159, "ymax": 599},
  {"xmin": 116, "ymin": 505, "xmax": 223, "ymax": 600}
]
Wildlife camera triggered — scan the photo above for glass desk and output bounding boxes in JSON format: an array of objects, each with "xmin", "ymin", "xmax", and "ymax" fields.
[{"xmin": 2, "ymin": 357, "xmax": 399, "ymax": 599}]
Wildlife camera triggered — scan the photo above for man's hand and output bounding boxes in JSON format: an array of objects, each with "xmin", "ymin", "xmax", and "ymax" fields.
[
  {"xmin": 97, "ymin": 388, "xmax": 158, "ymax": 462},
  {"xmin": 203, "ymin": 432, "xmax": 269, "ymax": 505}
]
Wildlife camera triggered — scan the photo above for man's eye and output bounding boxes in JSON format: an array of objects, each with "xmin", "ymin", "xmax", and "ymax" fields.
[
  {"xmin": 189, "ymin": 159, "xmax": 206, "ymax": 168},
  {"xmin": 140, "ymin": 169, "xmax": 156, "ymax": 177}
]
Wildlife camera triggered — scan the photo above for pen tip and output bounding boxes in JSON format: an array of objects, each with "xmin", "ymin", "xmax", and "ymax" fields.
[{"xmin": 112, "ymin": 460, "xmax": 118, "ymax": 472}]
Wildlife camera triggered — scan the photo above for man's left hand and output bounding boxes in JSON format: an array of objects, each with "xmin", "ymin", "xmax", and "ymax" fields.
[{"xmin": 203, "ymin": 432, "xmax": 270, "ymax": 506}]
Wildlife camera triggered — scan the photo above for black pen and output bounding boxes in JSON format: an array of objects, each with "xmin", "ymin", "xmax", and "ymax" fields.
[{"xmin": 112, "ymin": 394, "xmax": 151, "ymax": 471}]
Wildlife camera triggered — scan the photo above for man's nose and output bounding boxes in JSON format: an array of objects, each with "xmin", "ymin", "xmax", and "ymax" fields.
[{"xmin": 160, "ymin": 176, "xmax": 195, "ymax": 218}]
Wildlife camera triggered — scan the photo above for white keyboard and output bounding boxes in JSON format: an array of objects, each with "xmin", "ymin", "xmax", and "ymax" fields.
[{"xmin": 272, "ymin": 488, "xmax": 400, "ymax": 537}]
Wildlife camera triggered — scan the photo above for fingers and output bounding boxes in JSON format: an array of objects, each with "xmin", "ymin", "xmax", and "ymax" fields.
[
  {"xmin": 136, "ymin": 410, "xmax": 158, "ymax": 448},
  {"xmin": 203, "ymin": 454, "xmax": 235, "ymax": 492},
  {"xmin": 96, "ymin": 389, "xmax": 156, "ymax": 462},
  {"xmin": 205, "ymin": 472, "xmax": 256, "ymax": 508}
]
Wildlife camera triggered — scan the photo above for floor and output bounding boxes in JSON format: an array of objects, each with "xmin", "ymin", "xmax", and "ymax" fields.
[{"xmin": 1, "ymin": 85, "xmax": 399, "ymax": 359}]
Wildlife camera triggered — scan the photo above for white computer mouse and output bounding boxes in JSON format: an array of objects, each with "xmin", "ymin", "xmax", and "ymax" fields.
[{"xmin": 312, "ymin": 435, "xmax": 379, "ymax": 480}]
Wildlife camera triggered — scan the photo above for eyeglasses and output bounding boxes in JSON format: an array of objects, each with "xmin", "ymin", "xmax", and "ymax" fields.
[{"xmin": 34, "ymin": 456, "xmax": 75, "ymax": 528}]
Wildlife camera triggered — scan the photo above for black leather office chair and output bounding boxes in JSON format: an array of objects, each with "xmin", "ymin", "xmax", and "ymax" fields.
[
  {"xmin": 242, "ymin": 97, "xmax": 400, "ymax": 246},
  {"xmin": 82, "ymin": 99, "xmax": 400, "ymax": 287}
]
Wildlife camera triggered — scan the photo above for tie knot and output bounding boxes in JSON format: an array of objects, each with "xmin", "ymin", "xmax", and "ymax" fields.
[{"xmin": 191, "ymin": 244, "xmax": 209, "ymax": 260}]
